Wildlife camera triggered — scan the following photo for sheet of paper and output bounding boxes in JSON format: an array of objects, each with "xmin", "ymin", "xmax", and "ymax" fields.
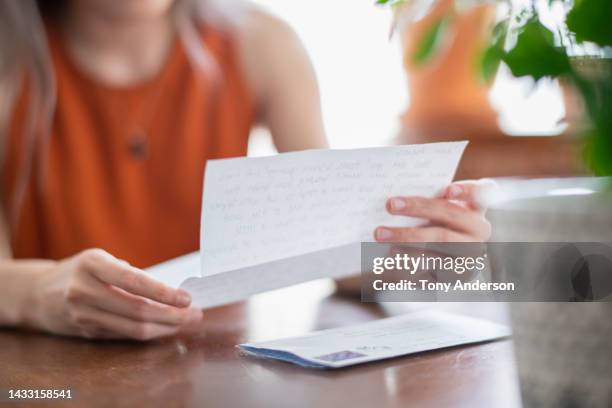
[
  {"xmin": 239, "ymin": 310, "xmax": 511, "ymax": 369},
  {"xmin": 201, "ymin": 141, "xmax": 468, "ymax": 276},
  {"xmin": 145, "ymin": 244, "xmax": 359, "ymax": 308},
  {"xmin": 181, "ymin": 243, "xmax": 359, "ymax": 308},
  {"xmin": 145, "ymin": 252, "xmax": 200, "ymax": 289},
  {"xmin": 146, "ymin": 142, "xmax": 467, "ymax": 307}
]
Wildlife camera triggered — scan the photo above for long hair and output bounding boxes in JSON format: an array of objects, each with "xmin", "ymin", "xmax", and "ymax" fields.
[{"xmin": 0, "ymin": 0, "xmax": 245, "ymax": 228}]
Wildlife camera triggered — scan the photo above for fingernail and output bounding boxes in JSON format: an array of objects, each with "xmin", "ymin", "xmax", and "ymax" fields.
[
  {"xmin": 376, "ymin": 227, "xmax": 395, "ymax": 241},
  {"xmin": 177, "ymin": 290, "xmax": 191, "ymax": 306},
  {"xmin": 448, "ymin": 185, "xmax": 462, "ymax": 198},
  {"xmin": 389, "ymin": 197, "xmax": 407, "ymax": 211}
]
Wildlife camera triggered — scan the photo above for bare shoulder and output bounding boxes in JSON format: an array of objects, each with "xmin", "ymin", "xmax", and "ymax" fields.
[
  {"xmin": 232, "ymin": 4, "xmax": 312, "ymax": 105},
  {"xmin": 236, "ymin": 4, "xmax": 297, "ymax": 42}
]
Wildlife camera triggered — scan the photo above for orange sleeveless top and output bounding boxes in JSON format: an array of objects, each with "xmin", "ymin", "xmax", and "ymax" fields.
[{"xmin": 2, "ymin": 24, "xmax": 255, "ymax": 268}]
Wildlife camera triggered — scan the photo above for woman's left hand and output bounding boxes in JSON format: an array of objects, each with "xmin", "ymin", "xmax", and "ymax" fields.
[{"xmin": 374, "ymin": 180, "xmax": 495, "ymax": 243}]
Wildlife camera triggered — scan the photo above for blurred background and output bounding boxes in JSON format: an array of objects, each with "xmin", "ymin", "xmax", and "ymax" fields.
[
  {"xmin": 249, "ymin": 0, "xmax": 568, "ymax": 152},
  {"xmin": 247, "ymin": 0, "xmax": 585, "ymax": 181}
]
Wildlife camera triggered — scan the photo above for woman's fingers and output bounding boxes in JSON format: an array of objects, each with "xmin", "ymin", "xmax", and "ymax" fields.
[
  {"xmin": 372, "ymin": 180, "xmax": 495, "ymax": 248},
  {"xmin": 375, "ymin": 226, "xmax": 473, "ymax": 243},
  {"xmin": 438, "ymin": 179, "xmax": 497, "ymax": 211},
  {"xmin": 386, "ymin": 196, "xmax": 491, "ymax": 239},
  {"xmin": 81, "ymin": 280, "xmax": 203, "ymax": 326},
  {"xmin": 79, "ymin": 249, "xmax": 192, "ymax": 308},
  {"xmin": 70, "ymin": 304, "xmax": 182, "ymax": 341}
]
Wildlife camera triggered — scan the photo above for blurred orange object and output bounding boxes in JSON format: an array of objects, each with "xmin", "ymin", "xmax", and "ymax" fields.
[
  {"xmin": 396, "ymin": 0, "xmax": 584, "ymax": 178},
  {"xmin": 398, "ymin": 0, "xmax": 500, "ymax": 140}
]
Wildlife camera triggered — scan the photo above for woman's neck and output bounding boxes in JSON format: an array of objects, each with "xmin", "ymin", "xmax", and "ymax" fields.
[{"xmin": 60, "ymin": 5, "xmax": 176, "ymax": 87}]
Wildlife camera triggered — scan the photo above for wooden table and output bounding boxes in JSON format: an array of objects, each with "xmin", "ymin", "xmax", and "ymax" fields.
[{"xmin": 0, "ymin": 281, "xmax": 522, "ymax": 408}]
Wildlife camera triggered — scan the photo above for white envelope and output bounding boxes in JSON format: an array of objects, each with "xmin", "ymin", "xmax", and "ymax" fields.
[{"xmin": 239, "ymin": 310, "xmax": 511, "ymax": 369}]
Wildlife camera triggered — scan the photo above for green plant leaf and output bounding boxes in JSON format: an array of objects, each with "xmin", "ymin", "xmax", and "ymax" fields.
[
  {"xmin": 480, "ymin": 44, "xmax": 505, "ymax": 82},
  {"xmin": 589, "ymin": 79, "xmax": 612, "ymax": 176},
  {"xmin": 566, "ymin": 0, "xmax": 612, "ymax": 47},
  {"xmin": 478, "ymin": 21, "xmax": 508, "ymax": 83},
  {"xmin": 412, "ymin": 14, "xmax": 451, "ymax": 66},
  {"xmin": 502, "ymin": 19, "xmax": 571, "ymax": 80},
  {"xmin": 585, "ymin": 125, "xmax": 612, "ymax": 176},
  {"xmin": 572, "ymin": 72, "xmax": 612, "ymax": 177}
]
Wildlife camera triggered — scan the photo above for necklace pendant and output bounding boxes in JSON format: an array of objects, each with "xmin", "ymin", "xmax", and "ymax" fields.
[{"xmin": 128, "ymin": 132, "xmax": 147, "ymax": 159}]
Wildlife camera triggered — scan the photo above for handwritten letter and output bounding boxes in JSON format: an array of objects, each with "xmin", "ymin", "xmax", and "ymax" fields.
[{"xmin": 200, "ymin": 142, "xmax": 468, "ymax": 275}]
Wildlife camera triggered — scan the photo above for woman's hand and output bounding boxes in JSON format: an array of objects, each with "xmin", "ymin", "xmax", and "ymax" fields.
[
  {"xmin": 26, "ymin": 249, "xmax": 202, "ymax": 341},
  {"xmin": 374, "ymin": 180, "xmax": 494, "ymax": 243},
  {"xmin": 336, "ymin": 180, "xmax": 494, "ymax": 296}
]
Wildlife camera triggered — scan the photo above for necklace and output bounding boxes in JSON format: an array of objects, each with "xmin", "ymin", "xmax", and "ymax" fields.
[
  {"xmin": 59, "ymin": 24, "xmax": 174, "ymax": 161},
  {"xmin": 111, "ymin": 80, "xmax": 167, "ymax": 160}
]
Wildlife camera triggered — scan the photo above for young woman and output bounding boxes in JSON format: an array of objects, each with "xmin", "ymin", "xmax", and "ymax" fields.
[{"xmin": 0, "ymin": 0, "xmax": 491, "ymax": 340}]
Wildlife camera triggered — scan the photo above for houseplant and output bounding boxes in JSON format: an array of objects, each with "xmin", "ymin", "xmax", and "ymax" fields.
[{"xmin": 377, "ymin": 0, "xmax": 612, "ymax": 178}]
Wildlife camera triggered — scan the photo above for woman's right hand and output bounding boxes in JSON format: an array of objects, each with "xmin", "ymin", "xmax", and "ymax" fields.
[{"xmin": 26, "ymin": 249, "xmax": 202, "ymax": 340}]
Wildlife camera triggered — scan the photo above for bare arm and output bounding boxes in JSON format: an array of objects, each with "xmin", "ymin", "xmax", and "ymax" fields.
[
  {"xmin": 0, "ymin": 206, "xmax": 52, "ymax": 325},
  {"xmin": 236, "ymin": 7, "xmax": 328, "ymax": 152},
  {"xmin": 0, "ymin": 259, "xmax": 55, "ymax": 326}
]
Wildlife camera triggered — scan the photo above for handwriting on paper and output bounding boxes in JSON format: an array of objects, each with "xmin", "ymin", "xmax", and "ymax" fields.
[{"xmin": 200, "ymin": 142, "xmax": 468, "ymax": 276}]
